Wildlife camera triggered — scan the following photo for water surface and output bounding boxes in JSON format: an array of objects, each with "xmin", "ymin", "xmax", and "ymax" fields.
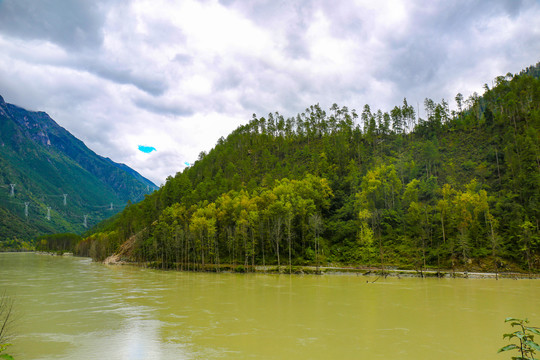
[{"xmin": 0, "ymin": 253, "xmax": 538, "ymax": 359}]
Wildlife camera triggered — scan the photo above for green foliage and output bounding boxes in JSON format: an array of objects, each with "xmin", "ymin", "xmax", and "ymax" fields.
[
  {"xmin": 35, "ymin": 233, "xmax": 81, "ymax": 253},
  {"xmin": 0, "ymin": 97, "xmax": 156, "ymax": 241},
  {"xmin": 499, "ymin": 317, "xmax": 540, "ymax": 359},
  {"xmin": 84, "ymin": 64, "xmax": 540, "ymax": 271},
  {"xmin": 0, "ymin": 349, "xmax": 14, "ymax": 360},
  {"xmin": 0, "ymin": 237, "xmax": 33, "ymax": 252},
  {"xmin": 75, "ymin": 230, "xmax": 121, "ymax": 261}
]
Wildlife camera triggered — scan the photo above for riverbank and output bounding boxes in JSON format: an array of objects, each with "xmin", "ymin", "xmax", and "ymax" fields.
[
  {"xmin": 101, "ymin": 254, "xmax": 539, "ymax": 279},
  {"xmin": 35, "ymin": 251, "xmax": 73, "ymax": 256},
  {"xmin": 295, "ymin": 266, "xmax": 540, "ymax": 279}
]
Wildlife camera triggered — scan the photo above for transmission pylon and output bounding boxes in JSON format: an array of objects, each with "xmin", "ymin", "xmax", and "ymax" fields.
[
  {"xmin": 63, "ymin": 194, "xmax": 68, "ymax": 206},
  {"xmin": 83, "ymin": 215, "xmax": 88, "ymax": 228},
  {"xmin": 46, "ymin": 207, "xmax": 51, "ymax": 221},
  {"xmin": 25, "ymin": 202, "xmax": 29, "ymax": 218},
  {"xmin": 10, "ymin": 184, "xmax": 15, "ymax": 197},
  {"xmin": 110, "ymin": 202, "xmax": 113, "ymax": 210}
]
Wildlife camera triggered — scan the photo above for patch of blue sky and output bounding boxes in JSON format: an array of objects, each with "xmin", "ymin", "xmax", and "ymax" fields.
[{"xmin": 138, "ymin": 145, "xmax": 156, "ymax": 153}]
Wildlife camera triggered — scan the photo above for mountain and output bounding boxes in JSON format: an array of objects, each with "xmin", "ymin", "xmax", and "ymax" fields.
[
  {"xmin": 81, "ymin": 64, "xmax": 539, "ymax": 272},
  {"xmin": 0, "ymin": 95, "xmax": 158, "ymax": 245}
]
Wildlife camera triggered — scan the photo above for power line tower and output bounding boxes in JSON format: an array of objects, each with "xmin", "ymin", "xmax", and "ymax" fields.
[
  {"xmin": 10, "ymin": 184, "xmax": 15, "ymax": 197},
  {"xmin": 83, "ymin": 215, "xmax": 88, "ymax": 228},
  {"xmin": 63, "ymin": 194, "xmax": 68, "ymax": 206},
  {"xmin": 25, "ymin": 202, "xmax": 29, "ymax": 218},
  {"xmin": 110, "ymin": 202, "xmax": 113, "ymax": 211},
  {"xmin": 46, "ymin": 207, "xmax": 51, "ymax": 221}
]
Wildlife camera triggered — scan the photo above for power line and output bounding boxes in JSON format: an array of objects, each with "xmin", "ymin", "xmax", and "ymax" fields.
[{"xmin": 0, "ymin": 181, "xmax": 157, "ymax": 228}]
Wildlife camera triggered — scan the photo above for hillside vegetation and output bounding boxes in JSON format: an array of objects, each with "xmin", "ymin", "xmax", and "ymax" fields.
[
  {"xmin": 0, "ymin": 95, "xmax": 157, "ymax": 247},
  {"xmin": 78, "ymin": 64, "xmax": 540, "ymax": 273}
]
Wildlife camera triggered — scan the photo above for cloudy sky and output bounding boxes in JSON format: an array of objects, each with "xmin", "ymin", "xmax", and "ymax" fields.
[{"xmin": 0, "ymin": 0, "xmax": 538, "ymax": 185}]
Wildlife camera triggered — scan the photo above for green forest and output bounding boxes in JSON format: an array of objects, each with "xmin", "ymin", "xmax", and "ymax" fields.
[{"xmin": 76, "ymin": 64, "xmax": 540, "ymax": 274}]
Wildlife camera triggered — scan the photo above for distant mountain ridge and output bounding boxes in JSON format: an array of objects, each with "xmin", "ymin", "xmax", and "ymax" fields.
[{"xmin": 0, "ymin": 94, "xmax": 158, "ymax": 243}]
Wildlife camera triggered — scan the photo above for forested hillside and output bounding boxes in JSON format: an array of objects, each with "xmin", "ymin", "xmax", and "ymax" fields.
[{"xmin": 79, "ymin": 64, "xmax": 540, "ymax": 273}]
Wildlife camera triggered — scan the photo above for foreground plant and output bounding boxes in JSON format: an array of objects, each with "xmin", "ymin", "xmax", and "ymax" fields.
[
  {"xmin": 499, "ymin": 317, "xmax": 540, "ymax": 359},
  {"xmin": 0, "ymin": 344, "xmax": 14, "ymax": 360}
]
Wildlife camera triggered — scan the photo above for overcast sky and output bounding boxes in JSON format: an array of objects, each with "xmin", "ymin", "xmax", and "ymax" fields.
[{"xmin": 0, "ymin": 0, "xmax": 538, "ymax": 186}]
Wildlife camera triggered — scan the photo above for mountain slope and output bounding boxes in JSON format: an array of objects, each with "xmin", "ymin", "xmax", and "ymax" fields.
[
  {"xmin": 0, "ymin": 95, "xmax": 158, "ymax": 244},
  {"xmin": 82, "ymin": 64, "xmax": 539, "ymax": 272}
]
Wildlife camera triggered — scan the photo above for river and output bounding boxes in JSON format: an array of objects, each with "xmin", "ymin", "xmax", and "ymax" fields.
[{"xmin": 0, "ymin": 253, "xmax": 538, "ymax": 359}]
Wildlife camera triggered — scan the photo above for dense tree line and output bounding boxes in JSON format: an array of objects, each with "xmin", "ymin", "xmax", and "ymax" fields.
[
  {"xmin": 77, "ymin": 64, "xmax": 540, "ymax": 273},
  {"xmin": 0, "ymin": 236, "xmax": 33, "ymax": 252},
  {"xmin": 35, "ymin": 233, "xmax": 81, "ymax": 253}
]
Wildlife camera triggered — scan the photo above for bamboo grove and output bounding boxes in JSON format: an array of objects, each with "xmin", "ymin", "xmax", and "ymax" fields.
[{"xmin": 77, "ymin": 64, "xmax": 540, "ymax": 273}]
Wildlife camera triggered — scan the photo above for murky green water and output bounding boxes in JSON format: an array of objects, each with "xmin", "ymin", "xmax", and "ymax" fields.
[{"xmin": 0, "ymin": 253, "xmax": 538, "ymax": 359}]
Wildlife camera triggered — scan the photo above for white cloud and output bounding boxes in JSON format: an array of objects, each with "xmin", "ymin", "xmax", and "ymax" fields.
[{"xmin": 0, "ymin": 0, "xmax": 539, "ymax": 185}]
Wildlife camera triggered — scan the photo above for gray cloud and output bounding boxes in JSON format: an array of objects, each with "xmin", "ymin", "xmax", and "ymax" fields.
[
  {"xmin": 0, "ymin": 1, "xmax": 168, "ymax": 96},
  {"xmin": 132, "ymin": 96, "xmax": 193, "ymax": 117},
  {"xmin": 0, "ymin": 0, "xmax": 538, "ymax": 184},
  {"xmin": 367, "ymin": 0, "xmax": 540, "ymax": 110},
  {"xmin": 73, "ymin": 57, "xmax": 169, "ymax": 96},
  {"xmin": 0, "ymin": 0, "xmax": 107, "ymax": 50},
  {"xmin": 173, "ymin": 53, "xmax": 193, "ymax": 65}
]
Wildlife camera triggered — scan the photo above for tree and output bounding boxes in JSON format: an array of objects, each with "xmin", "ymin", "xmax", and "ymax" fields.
[
  {"xmin": 357, "ymin": 164, "xmax": 402, "ymax": 272},
  {"xmin": 486, "ymin": 210, "xmax": 501, "ymax": 275},
  {"xmin": 284, "ymin": 201, "xmax": 294, "ymax": 272},
  {"xmin": 424, "ymin": 98, "xmax": 435, "ymax": 121},
  {"xmin": 309, "ymin": 213, "xmax": 323, "ymax": 272},
  {"xmin": 519, "ymin": 220, "xmax": 539, "ymax": 277},
  {"xmin": 190, "ymin": 203, "xmax": 217, "ymax": 268},
  {"xmin": 268, "ymin": 201, "xmax": 284, "ymax": 268},
  {"xmin": 436, "ymin": 184, "xmax": 454, "ymax": 246},
  {"xmin": 361, "ymin": 104, "xmax": 372, "ymax": 135},
  {"xmin": 450, "ymin": 180, "xmax": 490, "ymax": 267},
  {"xmin": 391, "ymin": 106, "xmax": 403, "ymax": 134},
  {"xmin": 403, "ymin": 179, "xmax": 426, "ymax": 272},
  {"xmin": 402, "ymin": 98, "xmax": 416, "ymax": 133},
  {"xmin": 455, "ymin": 93, "xmax": 463, "ymax": 113},
  {"xmin": 357, "ymin": 209, "xmax": 375, "ymax": 267}
]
